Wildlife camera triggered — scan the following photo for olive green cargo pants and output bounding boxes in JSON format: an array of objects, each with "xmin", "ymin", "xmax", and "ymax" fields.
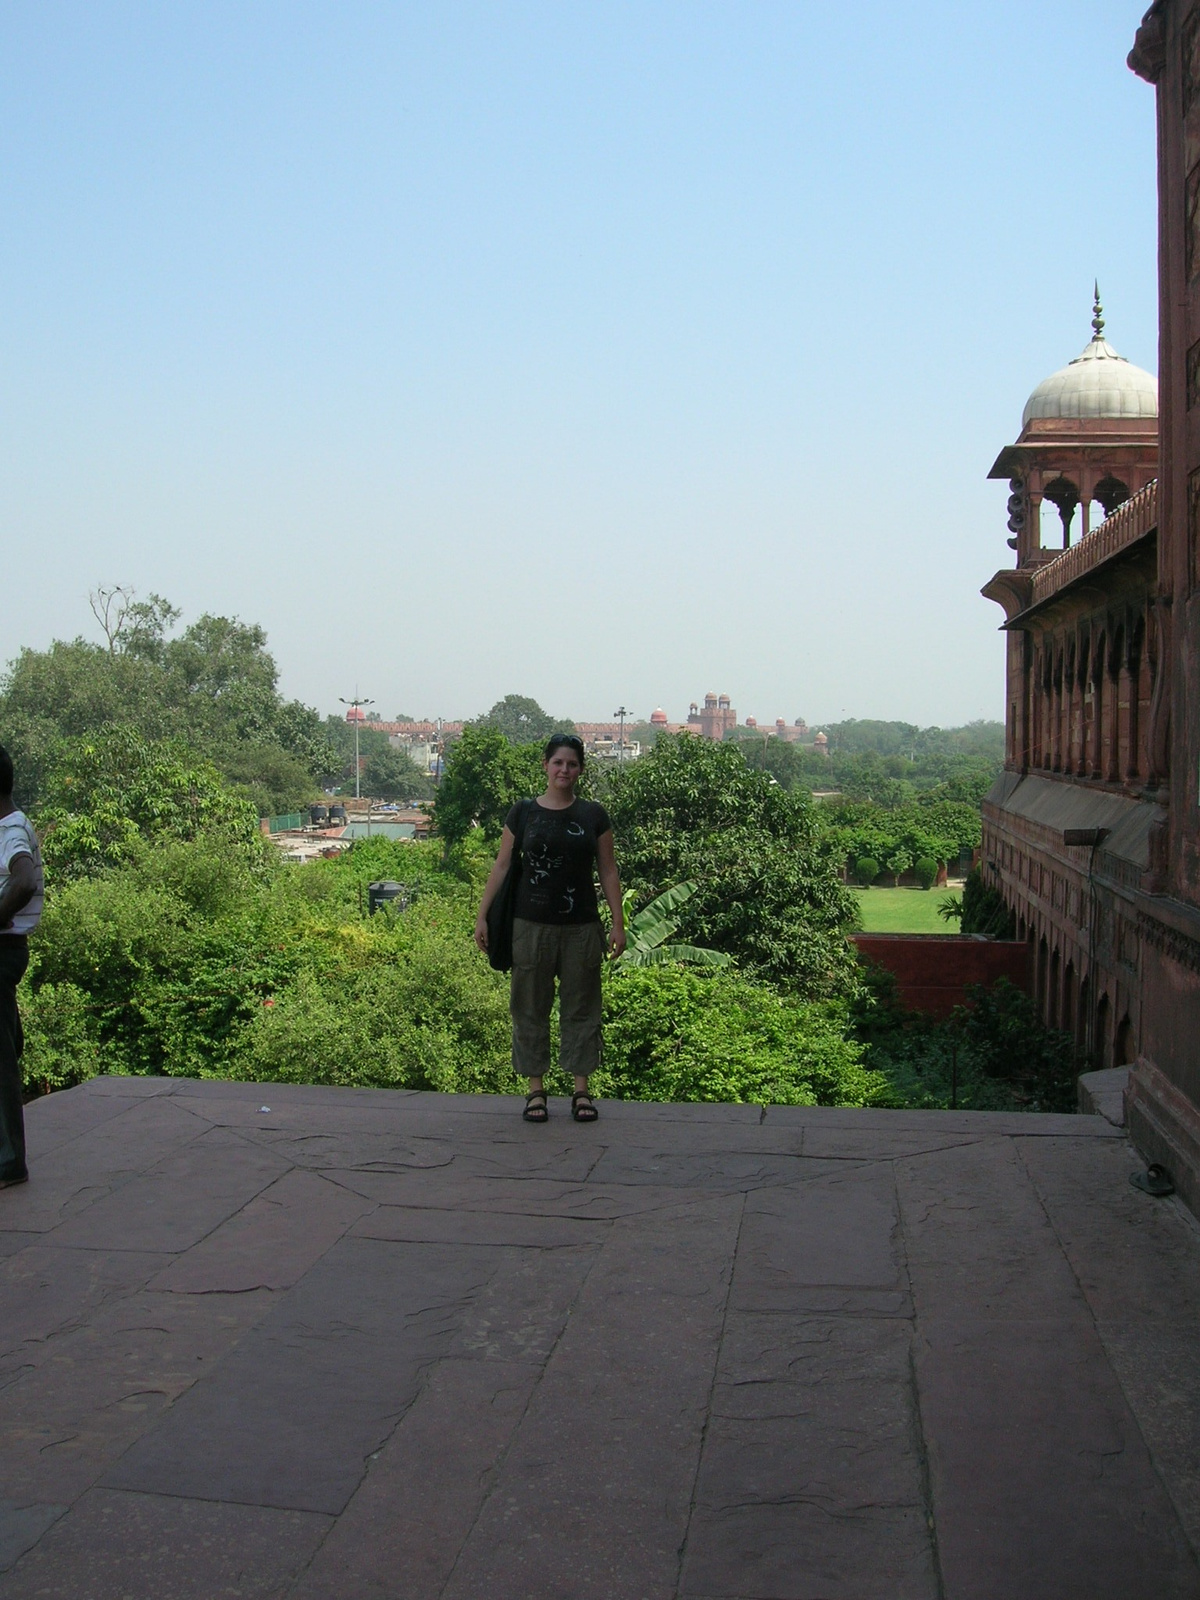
[{"xmin": 510, "ymin": 917, "xmax": 605, "ymax": 1079}]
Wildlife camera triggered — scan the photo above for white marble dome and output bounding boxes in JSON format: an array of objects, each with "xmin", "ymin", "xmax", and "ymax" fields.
[{"xmin": 1022, "ymin": 298, "xmax": 1157, "ymax": 426}]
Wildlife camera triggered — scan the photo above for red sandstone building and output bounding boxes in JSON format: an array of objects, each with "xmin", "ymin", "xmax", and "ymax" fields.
[
  {"xmin": 686, "ymin": 693, "xmax": 737, "ymax": 740},
  {"xmin": 981, "ymin": 0, "xmax": 1200, "ymax": 1210}
]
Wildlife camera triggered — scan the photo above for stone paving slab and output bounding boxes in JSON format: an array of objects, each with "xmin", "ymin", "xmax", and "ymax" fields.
[
  {"xmin": 0, "ymin": 1078, "xmax": 1197, "ymax": 1599},
  {"xmin": 681, "ymin": 1313, "xmax": 937, "ymax": 1600},
  {"xmin": 0, "ymin": 1285, "xmax": 280, "ymax": 1507}
]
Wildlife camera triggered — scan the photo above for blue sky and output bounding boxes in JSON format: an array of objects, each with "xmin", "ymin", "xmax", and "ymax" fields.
[{"xmin": 0, "ymin": 1, "xmax": 1158, "ymax": 728}]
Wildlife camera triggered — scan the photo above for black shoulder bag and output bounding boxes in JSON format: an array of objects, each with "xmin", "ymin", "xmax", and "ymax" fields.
[{"xmin": 485, "ymin": 800, "xmax": 532, "ymax": 973}]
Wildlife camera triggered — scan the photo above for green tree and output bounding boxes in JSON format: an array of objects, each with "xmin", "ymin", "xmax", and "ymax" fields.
[
  {"xmin": 959, "ymin": 868, "xmax": 1015, "ymax": 938},
  {"xmin": 0, "ymin": 594, "xmax": 347, "ymax": 814},
  {"xmin": 606, "ymin": 735, "xmax": 858, "ymax": 996},
  {"xmin": 433, "ymin": 726, "xmax": 545, "ymax": 849},
  {"xmin": 741, "ymin": 738, "xmax": 832, "ymax": 791},
  {"xmin": 468, "ymin": 694, "xmax": 572, "ymax": 746},
  {"xmin": 37, "ymin": 727, "xmax": 260, "ymax": 879},
  {"xmin": 88, "ymin": 585, "xmax": 183, "ymax": 659},
  {"xmin": 360, "ymin": 744, "xmax": 432, "ymax": 802}
]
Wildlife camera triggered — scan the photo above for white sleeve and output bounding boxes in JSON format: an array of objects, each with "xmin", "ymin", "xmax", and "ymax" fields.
[{"xmin": 0, "ymin": 823, "xmax": 33, "ymax": 872}]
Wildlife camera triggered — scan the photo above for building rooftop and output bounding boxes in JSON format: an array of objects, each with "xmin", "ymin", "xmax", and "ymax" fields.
[{"xmin": 3, "ymin": 1077, "xmax": 1199, "ymax": 1595}]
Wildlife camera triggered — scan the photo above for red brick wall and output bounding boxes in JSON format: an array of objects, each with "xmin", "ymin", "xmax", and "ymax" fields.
[{"xmin": 851, "ymin": 935, "xmax": 1030, "ymax": 1019}]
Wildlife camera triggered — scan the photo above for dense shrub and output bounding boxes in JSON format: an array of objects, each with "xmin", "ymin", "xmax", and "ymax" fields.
[
  {"xmin": 231, "ymin": 899, "xmax": 516, "ymax": 1093},
  {"xmin": 959, "ymin": 868, "xmax": 1015, "ymax": 938},
  {"xmin": 851, "ymin": 966, "xmax": 1075, "ymax": 1113},
  {"xmin": 589, "ymin": 967, "xmax": 879, "ymax": 1107},
  {"xmin": 17, "ymin": 979, "xmax": 102, "ymax": 1095},
  {"xmin": 855, "ymin": 856, "xmax": 880, "ymax": 886},
  {"xmin": 913, "ymin": 856, "xmax": 938, "ymax": 890}
]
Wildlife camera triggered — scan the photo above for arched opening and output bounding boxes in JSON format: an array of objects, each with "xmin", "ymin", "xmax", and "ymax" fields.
[
  {"xmin": 1094, "ymin": 474, "xmax": 1130, "ymax": 517},
  {"xmin": 1095, "ymin": 992, "xmax": 1111, "ymax": 1071},
  {"xmin": 1048, "ymin": 946, "xmax": 1061, "ymax": 1029},
  {"xmin": 1042, "ymin": 476, "xmax": 1080, "ymax": 547},
  {"xmin": 1063, "ymin": 961, "xmax": 1077, "ymax": 1044},
  {"xmin": 1037, "ymin": 936, "xmax": 1049, "ymax": 1019},
  {"xmin": 1114, "ymin": 1015, "xmax": 1135, "ymax": 1067},
  {"xmin": 1086, "ymin": 500, "xmax": 1107, "ymax": 535}
]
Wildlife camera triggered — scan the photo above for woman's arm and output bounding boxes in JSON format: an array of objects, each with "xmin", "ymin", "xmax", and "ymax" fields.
[
  {"xmin": 473, "ymin": 827, "xmax": 516, "ymax": 951},
  {"xmin": 0, "ymin": 853, "xmax": 38, "ymax": 930},
  {"xmin": 595, "ymin": 831, "xmax": 626, "ymax": 957}
]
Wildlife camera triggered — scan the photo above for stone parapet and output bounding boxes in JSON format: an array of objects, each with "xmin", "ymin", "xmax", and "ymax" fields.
[
  {"xmin": 1127, "ymin": 1058, "xmax": 1200, "ymax": 1219},
  {"xmin": 1027, "ymin": 480, "xmax": 1157, "ymax": 611},
  {"xmin": 1078, "ymin": 1066, "xmax": 1130, "ymax": 1125}
]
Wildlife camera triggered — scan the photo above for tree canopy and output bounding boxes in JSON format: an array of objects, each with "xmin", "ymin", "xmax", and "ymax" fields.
[
  {"xmin": 0, "ymin": 592, "xmax": 333, "ymax": 816},
  {"xmin": 605, "ymin": 735, "xmax": 858, "ymax": 996},
  {"xmin": 359, "ymin": 743, "xmax": 431, "ymax": 802},
  {"xmin": 467, "ymin": 694, "xmax": 574, "ymax": 746},
  {"xmin": 432, "ymin": 726, "xmax": 547, "ymax": 848}
]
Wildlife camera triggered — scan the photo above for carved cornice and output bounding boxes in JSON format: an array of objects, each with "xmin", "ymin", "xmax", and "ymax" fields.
[
  {"xmin": 1128, "ymin": 2, "xmax": 1166, "ymax": 83},
  {"xmin": 981, "ymin": 569, "xmax": 1034, "ymax": 622},
  {"xmin": 1138, "ymin": 908, "xmax": 1200, "ymax": 973}
]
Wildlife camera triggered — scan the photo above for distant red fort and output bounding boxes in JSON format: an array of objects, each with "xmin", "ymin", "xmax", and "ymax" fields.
[{"xmin": 347, "ymin": 700, "xmax": 813, "ymax": 746}]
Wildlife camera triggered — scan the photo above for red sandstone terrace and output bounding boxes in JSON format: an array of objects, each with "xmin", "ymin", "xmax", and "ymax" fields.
[{"xmin": 2, "ymin": 1076, "xmax": 1200, "ymax": 1599}]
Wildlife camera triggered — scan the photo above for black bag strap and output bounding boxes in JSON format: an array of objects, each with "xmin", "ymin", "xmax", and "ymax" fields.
[{"xmin": 511, "ymin": 798, "xmax": 533, "ymax": 855}]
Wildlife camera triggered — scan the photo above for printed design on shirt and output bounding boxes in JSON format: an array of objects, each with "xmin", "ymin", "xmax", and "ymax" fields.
[
  {"xmin": 561, "ymin": 885, "xmax": 576, "ymax": 914},
  {"xmin": 525, "ymin": 840, "xmax": 564, "ymax": 888},
  {"xmin": 565, "ymin": 821, "xmax": 585, "ymax": 838}
]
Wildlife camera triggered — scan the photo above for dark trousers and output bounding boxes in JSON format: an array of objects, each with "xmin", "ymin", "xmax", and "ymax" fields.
[
  {"xmin": 0, "ymin": 936, "xmax": 29, "ymax": 1181},
  {"xmin": 510, "ymin": 918, "xmax": 604, "ymax": 1080}
]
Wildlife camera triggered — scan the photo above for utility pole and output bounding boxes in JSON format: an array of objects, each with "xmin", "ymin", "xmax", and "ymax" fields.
[
  {"xmin": 339, "ymin": 692, "xmax": 375, "ymax": 801},
  {"xmin": 613, "ymin": 706, "xmax": 629, "ymax": 758}
]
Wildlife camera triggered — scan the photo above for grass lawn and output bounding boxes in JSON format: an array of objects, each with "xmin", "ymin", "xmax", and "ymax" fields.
[{"xmin": 853, "ymin": 886, "xmax": 956, "ymax": 934}]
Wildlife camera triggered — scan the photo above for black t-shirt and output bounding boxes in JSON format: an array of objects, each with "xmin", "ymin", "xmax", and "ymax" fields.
[{"xmin": 504, "ymin": 798, "xmax": 612, "ymax": 924}]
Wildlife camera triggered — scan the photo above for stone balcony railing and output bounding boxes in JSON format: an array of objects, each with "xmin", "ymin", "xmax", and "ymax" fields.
[{"xmin": 1029, "ymin": 479, "xmax": 1158, "ymax": 609}]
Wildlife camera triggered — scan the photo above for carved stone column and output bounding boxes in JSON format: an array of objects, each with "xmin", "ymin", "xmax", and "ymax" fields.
[
  {"xmin": 1116, "ymin": 637, "xmax": 1134, "ymax": 784},
  {"xmin": 1146, "ymin": 593, "xmax": 1172, "ymax": 793},
  {"xmin": 1092, "ymin": 633, "xmax": 1107, "ymax": 780}
]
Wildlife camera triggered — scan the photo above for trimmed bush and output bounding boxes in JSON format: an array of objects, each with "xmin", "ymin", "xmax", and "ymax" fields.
[
  {"xmin": 914, "ymin": 856, "xmax": 938, "ymax": 890},
  {"xmin": 855, "ymin": 856, "xmax": 880, "ymax": 886}
]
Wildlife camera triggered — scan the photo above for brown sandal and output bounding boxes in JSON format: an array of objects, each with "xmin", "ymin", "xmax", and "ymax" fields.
[{"xmin": 523, "ymin": 1091, "xmax": 549, "ymax": 1123}]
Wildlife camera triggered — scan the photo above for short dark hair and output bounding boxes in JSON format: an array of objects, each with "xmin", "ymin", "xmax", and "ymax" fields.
[
  {"xmin": 543, "ymin": 733, "xmax": 585, "ymax": 767},
  {"xmin": 0, "ymin": 745, "xmax": 12, "ymax": 797}
]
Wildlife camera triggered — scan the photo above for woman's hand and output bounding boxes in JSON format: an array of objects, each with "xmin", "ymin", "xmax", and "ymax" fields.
[
  {"xmin": 474, "ymin": 915, "xmax": 489, "ymax": 953},
  {"xmin": 608, "ymin": 924, "xmax": 626, "ymax": 958}
]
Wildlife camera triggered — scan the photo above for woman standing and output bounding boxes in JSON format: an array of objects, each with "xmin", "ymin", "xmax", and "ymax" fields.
[{"xmin": 475, "ymin": 734, "xmax": 625, "ymax": 1122}]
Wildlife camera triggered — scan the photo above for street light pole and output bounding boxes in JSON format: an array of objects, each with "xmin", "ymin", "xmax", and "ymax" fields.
[
  {"xmin": 613, "ymin": 706, "xmax": 629, "ymax": 757},
  {"xmin": 339, "ymin": 692, "xmax": 375, "ymax": 802}
]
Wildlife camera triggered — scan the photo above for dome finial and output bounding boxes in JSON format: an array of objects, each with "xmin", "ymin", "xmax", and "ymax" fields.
[{"xmin": 1092, "ymin": 281, "xmax": 1105, "ymax": 340}]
